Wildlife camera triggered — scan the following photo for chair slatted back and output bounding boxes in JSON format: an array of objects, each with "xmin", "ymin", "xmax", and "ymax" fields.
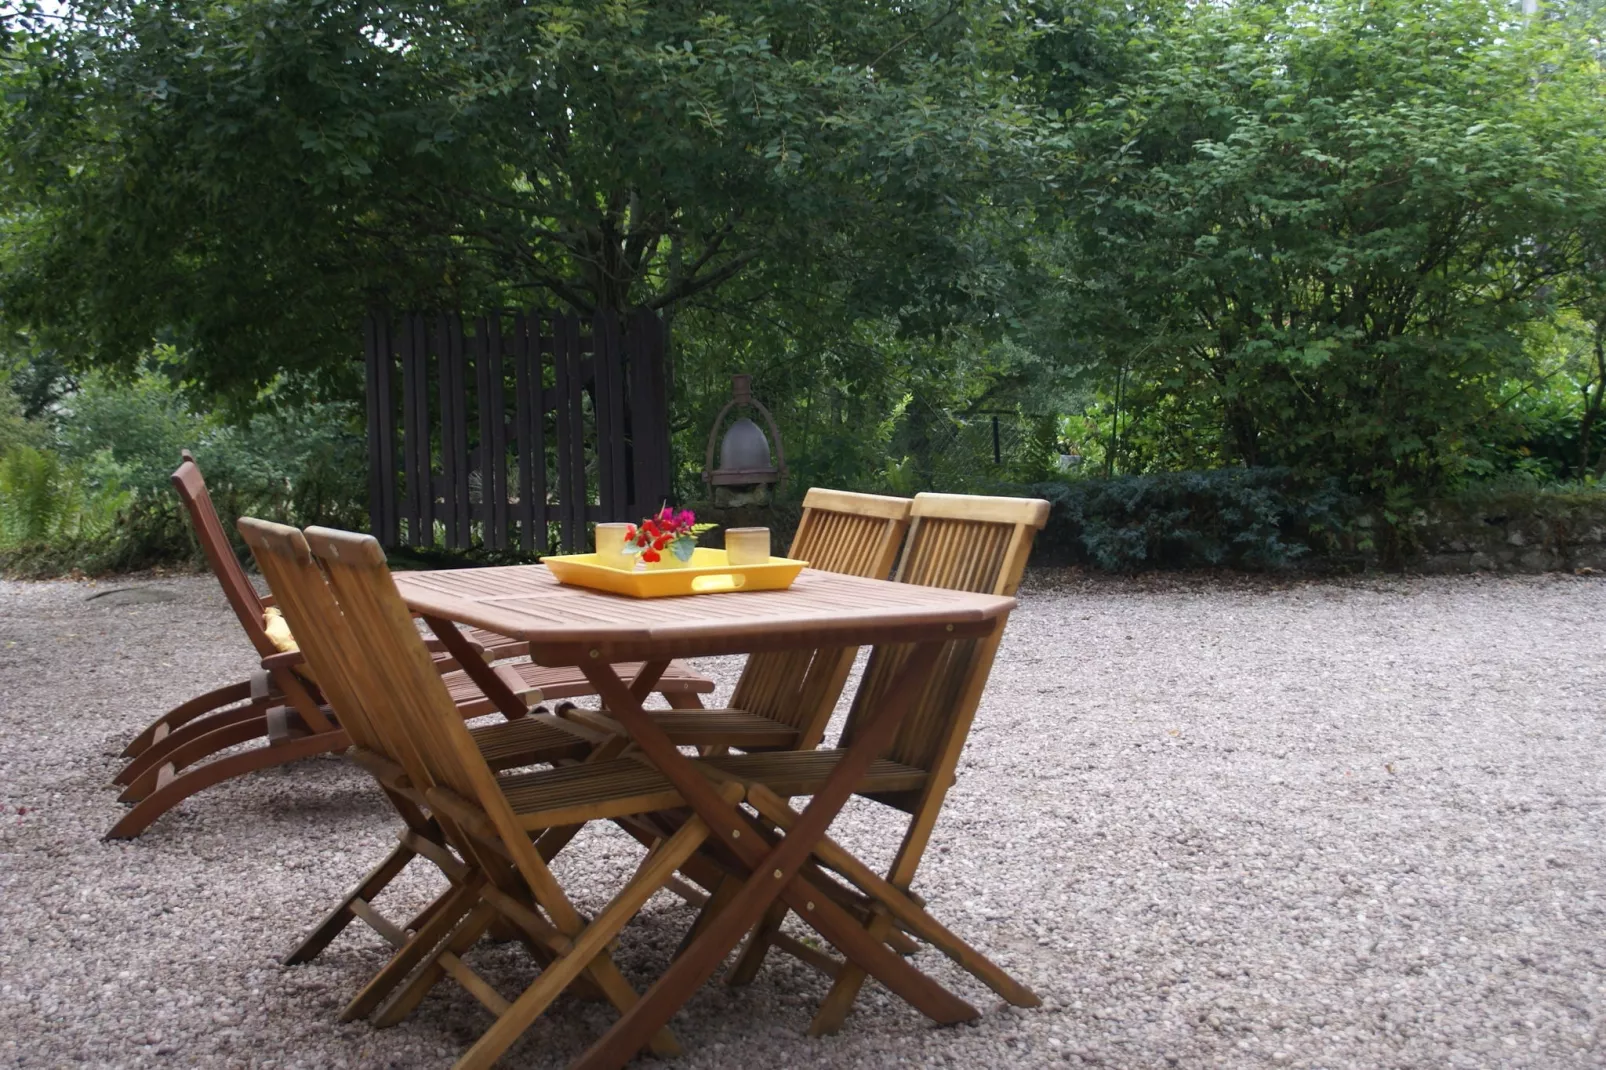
[
  {"xmin": 727, "ymin": 489, "xmax": 911, "ymax": 744},
  {"xmin": 172, "ymin": 451, "xmax": 276, "ymax": 660},
  {"xmin": 300, "ymin": 527, "xmax": 574, "ymax": 904},
  {"xmin": 839, "ymin": 493, "xmax": 1049, "ymax": 805},
  {"xmin": 236, "ymin": 518, "xmax": 393, "ymax": 762}
]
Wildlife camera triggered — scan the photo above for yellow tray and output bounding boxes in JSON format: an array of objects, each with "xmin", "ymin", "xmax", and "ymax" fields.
[{"xmin": 543, "ymin": 547, "xmax": 808, "ymax": 598}]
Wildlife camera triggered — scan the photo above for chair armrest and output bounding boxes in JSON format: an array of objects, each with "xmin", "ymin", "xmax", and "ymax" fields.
[{"xmin": 259, "ymin": 650, "xmax": 306, "ymax": 674}]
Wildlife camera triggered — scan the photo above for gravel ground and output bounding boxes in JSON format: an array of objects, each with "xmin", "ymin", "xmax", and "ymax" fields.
[{"xmin": 1, "ymin": 569, "xmax": 1603, "ymax": 1070}]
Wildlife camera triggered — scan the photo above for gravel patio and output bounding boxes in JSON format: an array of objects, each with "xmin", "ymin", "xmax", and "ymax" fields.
[{"xmin": 1, "ymin": 570, "xmax": 1602, "ymax": 1070}]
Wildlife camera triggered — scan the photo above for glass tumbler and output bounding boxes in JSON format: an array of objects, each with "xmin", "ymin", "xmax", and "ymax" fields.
[
  {"xmin": 594, "ymin": 523, "xmax": 636, "ymax": 570},
  {"xmin": 724, "ymin": 527, "xmax": 772, "ymax": 566}
]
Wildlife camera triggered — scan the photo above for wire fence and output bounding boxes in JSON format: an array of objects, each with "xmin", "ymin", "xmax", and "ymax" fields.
[{"xmin": 885, "ymin": 397, "xmax": 1062, "ymax": 493}]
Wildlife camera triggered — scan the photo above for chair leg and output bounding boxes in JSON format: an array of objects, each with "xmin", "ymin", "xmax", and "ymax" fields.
[
  {"xmin": 113, "ymin": 699, "xmax": 270, "ymax": 789},
  {"xmin": 119, "ymin": 680, "xmax": 253, "ymax": 758},
  {"xmin": 117, "ymin": 715, "xmax": 274, "ymax": 804},
  {"xmin": 809, "ymin": 916, "xmax": 888, "ymax": 1036},
  {"xmin": 103, "ymin": 731, "xmax": 349, "ymax": 840},
  {"xmin": 674, "ymin": 875, "xmax": 741, "ymax": 961},
  {"xmin": 664, "ymin": 692, "xmax": 706, "ymax": 709},
  {"xmin": 345, "ymin": 879, "xmax": 486, "ymax": 1023},
  {"xmin": 448, "ymin": 817, "xmax": 713, "ymax": 1070},
  {"xmin": 725, "ymin": 900, "xmax": 788, "ymax": 986},
  {"xmin": 283, "ymin": 839, "xmax": 421, "ymax": 965}
]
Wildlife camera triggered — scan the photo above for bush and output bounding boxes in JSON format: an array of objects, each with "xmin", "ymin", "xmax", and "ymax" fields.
[
  {"xmin": 0, "ymin": 445, "xmax": 128, "ymax": 548},
  {"xmin": 1, "ymin": 370, "xmax": 368, "ymax": 575},
  {"xmin": 1020, "ymin": 468, "xmax": 1357, "ymax": 572}
]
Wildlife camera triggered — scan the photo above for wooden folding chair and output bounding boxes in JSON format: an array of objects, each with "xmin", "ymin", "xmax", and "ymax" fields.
[
  {"xmin": 562, "ymin": 488, "xmax": 912, "ymax": 753},
  {"xmin": 106, "ymin": 451, "xmax": 714, "ymax": 839},
  {"xmin": 239, "ymin": 518, "xmax": 620, "ymax": 982},
  {"xmin": 696, "ymin": 491, "xmax": 1050, "ymax": 1035},
  {"xmin": 302, "ymin": 524, "xmax": 749, "ymax": 1067}
]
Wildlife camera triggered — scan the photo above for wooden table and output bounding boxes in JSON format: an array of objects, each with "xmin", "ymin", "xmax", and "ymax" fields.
[{"xmin": 394, "ymin": 564, "xmax": 1016, "ymax": 1069}]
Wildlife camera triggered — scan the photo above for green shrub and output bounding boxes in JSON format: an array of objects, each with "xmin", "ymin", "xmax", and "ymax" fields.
[
  {"xmin": 0, "ymin": 445, "xmax": 127, "ymax": 549},
  {"xmin": 1020, "ymin": 468, "xmax": 1357, "ymax": 571},
  {"xmin": 1, "ymin": 370, "xmax": 369, "ymax": 575},
  {"xmin": 0, "ymin": 388, "xmax": 48, "ymax": 458}
]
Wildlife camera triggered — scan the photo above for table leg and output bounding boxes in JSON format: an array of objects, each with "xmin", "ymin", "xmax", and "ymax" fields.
[
  {"xmin": 422, "ymin": 616, "xmax": 530, "ymax": 721},
  {"xmin": 571, "ymin": 642, "xmax": 976, "ymax": 1070}
]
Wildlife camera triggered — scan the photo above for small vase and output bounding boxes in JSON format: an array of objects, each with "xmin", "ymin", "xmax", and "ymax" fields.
[{"xmin": 644, "ymin": 555, "xmax": 683, "ymax": 570}]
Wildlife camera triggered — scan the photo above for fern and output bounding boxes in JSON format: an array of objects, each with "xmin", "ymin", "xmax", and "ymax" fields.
[{"xmin": 0, "ymin": 446, "xmax": 128, "ymax": 549}]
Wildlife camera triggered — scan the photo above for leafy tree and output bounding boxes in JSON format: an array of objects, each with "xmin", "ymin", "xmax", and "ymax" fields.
[
  {"xmin": 1042, "ymin": 0, "xmax": 1606, "ymax": 511},
  {"xmin": 0, "ymin": 0, "xmax": 1038, "ymax": 406}
]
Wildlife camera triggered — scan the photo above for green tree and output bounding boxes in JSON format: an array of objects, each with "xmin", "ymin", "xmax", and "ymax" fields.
[
  {"xmin": 1, "ymin": 0, "xmax": 1038, "ymax": 407},
  {"xmin": 1042, "ymin": 0, "xmax": 1606, "ymax": 508}
]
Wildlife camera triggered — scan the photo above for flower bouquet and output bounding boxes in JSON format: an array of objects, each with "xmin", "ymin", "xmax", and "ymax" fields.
[{"xmin": 623, "ymin": 507, "xmax": 718, "ymax": 567}]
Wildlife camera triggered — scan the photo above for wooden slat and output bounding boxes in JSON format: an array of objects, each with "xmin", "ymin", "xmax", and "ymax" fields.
[
  {"xmin": 532, "ymin": 322, "xmax": 550, "ymax": 547},
  {"xmin": 440, "ymin": 314, "xmax": 466, "ymax": 549},
  {"xmin": 377, "ymin": 316, "xmax": 398, "ymax": 546},
  {"xmin": 451, "ymin": 316, "xmax": 471, "ymax": 548},
  {"xmin": 418, "ymin": 315, "xmax": 436, "ymax": 547},
  {"xmin": 363, "ymin": 315, "xmax": 385, "ymax": 543},
  {"xmin": 513, "ymin": 312, "xmax": 539, "ymax": 553},
  {"xmin": 401, "ymin": 314, "xmax": 426, "ymax": 546},
  {"xmin": 632, "ymin": 309, "xmax": 671, "ymax": 513},
  {"xmin": 573, "ymin": 324, "xmax": 594, "ymax": 547},
  {"xmin": 553, "ymin": 314, "xmax": 576, "ymax": 551},
  {"xmin": 474, "ymin": 315, "xmax": 494, "ymax": 549},
  {"xmin": 537, "ymin": 329, "xmax": 555, "ymax": 533},
  {"xmin": 626, "ymin": 309, "xmax": 652, "ymax": 518},
  {"xmin": 488, "ymin": 315, "xmax": 508, "ymax": 550},
  {"xmin": 648, "ymin": 313, "xmax": 672, "ymax": 511},
  {"xmin": 557, "ymin": 314, "xmax": 587, "ymax": 551},
  {"xmin": 593, "ymin": 310, "xmax": 627, "ymax": 520}
]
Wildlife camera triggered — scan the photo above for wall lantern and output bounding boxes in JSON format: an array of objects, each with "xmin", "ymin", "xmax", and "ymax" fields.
[{"xmin": 703, "ymin": 374, "xmax": 787, "ymax": 506}]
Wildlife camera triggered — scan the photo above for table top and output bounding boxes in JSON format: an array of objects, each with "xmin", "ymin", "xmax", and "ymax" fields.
[{"xmin": 394, "ymin": 564, "xmax": 1015, "ymax": 664}]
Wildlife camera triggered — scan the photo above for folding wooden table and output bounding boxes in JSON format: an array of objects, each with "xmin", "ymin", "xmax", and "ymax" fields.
[{"xmin": 393, "ymin": 563, "xmax": 1016, "ymax": 1069}]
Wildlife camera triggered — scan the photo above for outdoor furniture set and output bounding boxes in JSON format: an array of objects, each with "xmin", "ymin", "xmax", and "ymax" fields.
[{"xmin": 105, "ymin": 454, "xmax": 1049, "ymax": 1069}]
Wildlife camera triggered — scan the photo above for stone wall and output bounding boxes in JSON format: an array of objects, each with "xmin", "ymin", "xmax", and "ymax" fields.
[
  {"xmin": 1411, "ymin": 492, "xmax": 1606, "ymax": 574},
  {"xmin": 690, "ymin": 489, "xmax": 1606, "ymax": 575}
]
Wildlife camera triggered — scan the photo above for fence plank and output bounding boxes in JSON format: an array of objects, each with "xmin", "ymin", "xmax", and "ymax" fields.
[
  {"xmin": 448, "ymin": 315, "xmax": 469, "ymax": 548},
  {"xmin": 635, "ymin": 308, "xmax": 672, "ymax": 512},
  {"xmin": 513, "ymin": 313, "xmax": 538, "ymax": 552},
  {"xmin": 486, "ymin": 315, "xmax": 509, "ymax": 550},
  {"xmin": 399, "ymin": 315, "xmax": 422, "ymax": 546},
  {"xmin": 437, "ymin": 314, "xmax": 459, "ymax": 549},
  {"xmin": 376, "ymin": 315, "xmax": 398, "ymax": 545},
  {"xmin": 624, "ymin": 308, "xmax": 653, "ymax": 517},
  {"xmin": 591, "ymin": 310, "xmax": 620, "ymax": 522},
  {"xmin": 417, "ymin": 316, "xmax": 437, "ymax": 546},
  {"xmin": 363, "ymin": 315, "xmax": 384, "ymax": 540},
  {"xmin": 473, "ymin": 315, "xmax": 493, "ymax": 549},
  {"xmin": 554, "ymin": 313, "xmax": 584, "ymax": 550}
]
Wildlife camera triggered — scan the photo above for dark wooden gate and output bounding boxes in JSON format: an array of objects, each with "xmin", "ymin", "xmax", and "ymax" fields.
[{"xmin": 363, "ymin": 307, "xmax": 672, "ymax": 552}]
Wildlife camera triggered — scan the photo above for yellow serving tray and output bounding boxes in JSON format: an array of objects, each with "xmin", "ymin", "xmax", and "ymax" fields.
[{"xmin": 543, "ymin": 547, "xmax": 808, "ymax": 598}]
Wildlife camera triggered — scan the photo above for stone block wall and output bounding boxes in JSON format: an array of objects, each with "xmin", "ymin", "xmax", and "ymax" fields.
[{"xmin": 1411, "ymin": 493, "xmax": 1606, "ymax": 574}]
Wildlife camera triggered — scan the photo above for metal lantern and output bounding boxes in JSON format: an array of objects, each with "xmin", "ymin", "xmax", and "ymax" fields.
[{"xmin": 704, "ymin": 374, "xmax": 786, "ymax": 505}]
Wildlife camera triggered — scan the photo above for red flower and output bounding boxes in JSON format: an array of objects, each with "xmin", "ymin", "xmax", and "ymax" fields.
[
  {"xmin": 642, "ymin": 548, "xmax": 660, "ymax": 563},
  {"xmin": 624, "ymin": 525, "xmax": 636, "ymax": 541}
]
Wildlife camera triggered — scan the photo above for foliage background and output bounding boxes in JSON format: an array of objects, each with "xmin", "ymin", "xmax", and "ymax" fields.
[{"xmin": 2, "ymin": 0, "xmax": 1604, "ymax": 573}]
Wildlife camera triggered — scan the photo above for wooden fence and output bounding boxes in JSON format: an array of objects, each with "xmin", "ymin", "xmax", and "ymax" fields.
[{"xmin": 362, "ymin": 307, "xmax": 671, "ymax": 552}]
